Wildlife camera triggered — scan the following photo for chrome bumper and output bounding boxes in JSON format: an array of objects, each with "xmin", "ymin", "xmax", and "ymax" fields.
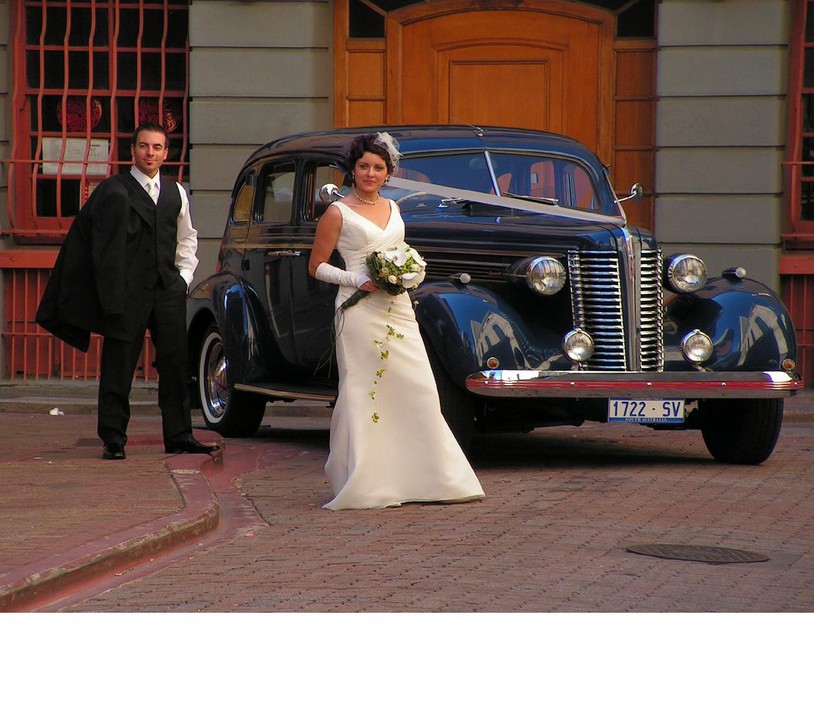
[{"xmin": 465, "ymin": 370, "xmax": 803, "ymax": 399}]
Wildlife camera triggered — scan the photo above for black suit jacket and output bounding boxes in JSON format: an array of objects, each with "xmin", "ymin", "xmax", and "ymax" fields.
[{"xmin": 36, "ymin": 173, "xmax": 182, "ymax": 351}]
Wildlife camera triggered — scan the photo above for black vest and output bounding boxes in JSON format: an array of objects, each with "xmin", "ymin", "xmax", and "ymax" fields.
[{"xmin": 144, "ymin": 176, "xmax": 183, "ymax": 288}]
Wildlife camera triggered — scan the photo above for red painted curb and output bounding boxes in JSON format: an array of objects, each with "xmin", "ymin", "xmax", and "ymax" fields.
[{"xmin": 0, "ymin": 454, "xmax": 221, "ymax": 612}]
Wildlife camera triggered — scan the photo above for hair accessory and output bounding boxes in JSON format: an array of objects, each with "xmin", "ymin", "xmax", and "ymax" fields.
[{"xmin": 375, "ymin": 132, "xmax": 401, "ymax": 174}]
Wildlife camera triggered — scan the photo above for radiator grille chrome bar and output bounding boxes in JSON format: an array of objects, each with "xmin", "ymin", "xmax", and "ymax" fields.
[{"xmin": 568, "ymin": 248, "xmax": 663, "ymax": 371}]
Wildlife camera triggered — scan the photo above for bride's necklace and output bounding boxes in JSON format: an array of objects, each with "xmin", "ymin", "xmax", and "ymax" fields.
[{"xmin": 353, "ymin": 189, "xmax": 380, "ymax": 206}]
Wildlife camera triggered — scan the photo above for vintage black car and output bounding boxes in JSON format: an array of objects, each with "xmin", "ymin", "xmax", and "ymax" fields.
[{"xmin": 185, "ymin": 125, "xmax": 802, "ymax": 464}]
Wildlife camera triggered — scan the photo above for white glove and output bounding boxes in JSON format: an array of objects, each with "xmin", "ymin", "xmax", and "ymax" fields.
[{"xmin": 315, "ymin": 262, "xmax": 370, "ymax": 289}]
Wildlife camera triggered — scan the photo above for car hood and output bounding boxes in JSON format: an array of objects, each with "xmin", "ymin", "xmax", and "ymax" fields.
[{"xmin": 399, "ymin": 207, "xmax": 656, "ymax": 255}]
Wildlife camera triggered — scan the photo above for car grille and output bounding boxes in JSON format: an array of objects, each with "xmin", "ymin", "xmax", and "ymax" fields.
[{"xmin": 568, "ymin": 248, "xmax": 664, "ymax": 371}]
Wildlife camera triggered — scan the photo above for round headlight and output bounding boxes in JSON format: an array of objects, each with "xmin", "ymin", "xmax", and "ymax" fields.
[
  {"xmin": 563, "ymin": 328, "xmax": 594, "ymax": 363},
  {"xmin": 666, "ymin": 254, "xmax": 707, "ymax": 293},
  {"xmin": 680, "ymin": 329, "xmax": 713, "ymax": 363},
  {"xmin": 526, "ymin": 256, "xmax": 566, "ymax": 296}
]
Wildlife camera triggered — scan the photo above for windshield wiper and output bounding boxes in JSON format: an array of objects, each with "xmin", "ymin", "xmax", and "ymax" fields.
[{"xmin": 504, "ymin": 191, "xmax": 559, "ymax": 206}]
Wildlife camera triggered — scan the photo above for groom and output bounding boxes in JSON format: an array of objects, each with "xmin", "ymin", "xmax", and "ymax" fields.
[{"xmin": 36, "ymin": 122, "xmax": 220, "ymax": 460}]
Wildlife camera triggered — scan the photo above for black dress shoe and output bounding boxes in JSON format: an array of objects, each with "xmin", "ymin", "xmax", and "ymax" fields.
[
  {"xmin": 164, "ymin": 436, "xmax": 220, "ymax": 455},
  {"xmin": 102, "ymin": 442, "xmax": 126, "ymax": 460}
]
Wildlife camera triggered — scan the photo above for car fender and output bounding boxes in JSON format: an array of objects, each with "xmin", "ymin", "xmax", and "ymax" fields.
[
  {"xmin": 412, "ymin": 281, "xmax": 564, "ymax": 387},
  {"xmin": 664, "ymin": 276, "xmax": 798, "ymax": 371},
  {"xmin": 186, "ymin": 272, "xmax": 268, "ymax": 384}
]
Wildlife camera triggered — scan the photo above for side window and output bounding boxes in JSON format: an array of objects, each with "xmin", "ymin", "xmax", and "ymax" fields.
[
  {"xmin": 307, "ymin": 163, "xmax": 349, "ymax": 221},
  {"xmin": 232, "ymin": 174, "xmax": 255, "ymax": 223},
  {"xmin": 259, "ymin": 161, "xmax": 296, "ymax": 224}
]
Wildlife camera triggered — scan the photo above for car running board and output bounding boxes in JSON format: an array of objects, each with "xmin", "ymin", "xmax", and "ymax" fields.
[{"xmin": 234, "ymin": 383, "xmax": 336, "ymax": 403}]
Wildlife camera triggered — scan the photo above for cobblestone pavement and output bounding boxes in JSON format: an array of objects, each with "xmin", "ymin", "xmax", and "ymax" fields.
[{"xmin": 56, "ymin": 411, "xmax": 814, "ymax": 614}]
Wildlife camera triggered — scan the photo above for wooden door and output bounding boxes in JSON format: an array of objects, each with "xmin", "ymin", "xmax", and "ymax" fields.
[{"xmin": 386, "ymin": 1, "xmax": 614, "ymax": 161}]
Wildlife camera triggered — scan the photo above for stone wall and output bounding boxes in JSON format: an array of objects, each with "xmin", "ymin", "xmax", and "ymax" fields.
[
  {"xmin": 188, "ymin": 0, "xmax": 333, "ymax": 281},
  {"xmin": 655, "ymin": 0, "xmax": 790, "ymax": 290}
]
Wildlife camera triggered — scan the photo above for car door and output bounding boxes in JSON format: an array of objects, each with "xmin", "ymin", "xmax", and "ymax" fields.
[
  {"xmin": 288, "ymin": 158, "xmax": 350, "ymax": 379},
  {"xmin": 250, "ymin": 159, "xmax": 301, "ymax": 371}
]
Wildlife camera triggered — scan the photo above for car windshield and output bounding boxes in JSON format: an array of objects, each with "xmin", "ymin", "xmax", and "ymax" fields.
[{"xmin": 396, "ymin": 151, "xmax": 603, "ymax": 212}]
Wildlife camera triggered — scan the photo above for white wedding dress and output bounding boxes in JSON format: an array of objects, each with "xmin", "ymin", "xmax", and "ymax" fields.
[{"xmin": 322, "ymin": 200, "xmax": 485, "ymax": 510}]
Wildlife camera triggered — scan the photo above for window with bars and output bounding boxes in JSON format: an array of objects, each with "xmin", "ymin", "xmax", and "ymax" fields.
[
  {"xmin": 785, "ymin": 0, "xmax": 814, "ymax": 245},
  {"xmin": 8, "ymin": 0, "xmax": 190, "ymax": 243}
]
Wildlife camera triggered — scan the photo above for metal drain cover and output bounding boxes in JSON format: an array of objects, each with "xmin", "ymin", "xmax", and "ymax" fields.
[{"xmin": 626, "ymin": 543, "xmax": 769, "ymax": 564}]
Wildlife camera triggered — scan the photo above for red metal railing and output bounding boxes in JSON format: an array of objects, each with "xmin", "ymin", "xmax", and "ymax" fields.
[
  {"xmin": 781, "ymin": 256, "xmax": 814, "ymax": 389},
  {"xmin": 1, "ymin": 257, "xmax": 155, "ymax": 381}
]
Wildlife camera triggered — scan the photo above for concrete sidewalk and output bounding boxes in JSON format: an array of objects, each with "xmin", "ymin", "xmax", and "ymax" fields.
[{"xmin": 0, "ymin": 379, "xmax": 811, "ymax": 611}]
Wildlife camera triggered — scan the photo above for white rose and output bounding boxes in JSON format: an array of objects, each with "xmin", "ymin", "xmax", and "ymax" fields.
[{"xmin": 387, "ymin": 275, "xmax": 398, "ymax": 284}]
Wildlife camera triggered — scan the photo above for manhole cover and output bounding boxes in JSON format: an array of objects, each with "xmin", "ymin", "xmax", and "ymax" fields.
[{"xmin": 625, "ymin": 544, "xmax": 769, "ymax": 564}]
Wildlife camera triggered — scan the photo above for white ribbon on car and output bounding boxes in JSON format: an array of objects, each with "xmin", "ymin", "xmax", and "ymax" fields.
[{"xmin": 386, "ymin": 176, "xmax": 628, "ymax": 226}]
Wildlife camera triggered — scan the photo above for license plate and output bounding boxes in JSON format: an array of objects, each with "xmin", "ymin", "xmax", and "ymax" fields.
[{"xmin": 608, "ymin": 398, "xmax": 685, "ymax": 423}]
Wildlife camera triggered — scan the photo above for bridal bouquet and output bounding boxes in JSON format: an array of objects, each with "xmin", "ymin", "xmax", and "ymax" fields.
[{"xmin": 341, "ymin": 245, "xmax": 426, "ymax": 310}]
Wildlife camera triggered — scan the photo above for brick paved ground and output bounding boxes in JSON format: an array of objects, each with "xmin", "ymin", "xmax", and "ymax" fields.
[
  {"xmin": 63, "ymin": 415, "xmax": 814, "ymax": 613},
  {"xmin": 0, "ymin": 415, "xmax": 182, "ymax": 573}
]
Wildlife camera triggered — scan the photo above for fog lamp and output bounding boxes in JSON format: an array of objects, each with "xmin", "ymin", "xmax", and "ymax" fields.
[
  {"xmin": 680, "ymin": 329, "xmax": 713, "ymax": 363},
  {"xmin": 563, "ymin": 328, "xmax": 594, "ymax": 363}
]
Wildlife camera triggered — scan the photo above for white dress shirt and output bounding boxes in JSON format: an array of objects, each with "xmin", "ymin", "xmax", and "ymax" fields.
[{"xmin": 129, "ymin": 166, "xmax": 199, "ymax": 287}]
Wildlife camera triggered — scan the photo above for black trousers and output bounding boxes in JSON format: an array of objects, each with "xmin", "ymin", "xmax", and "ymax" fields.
[{"xmin": 97, "ymin": 275, "xmax": 192, "ymax": 446}]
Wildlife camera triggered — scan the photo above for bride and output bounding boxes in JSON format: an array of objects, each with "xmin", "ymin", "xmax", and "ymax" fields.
[{"xmin": 308, "ymin": 132, "xmax": 485, "ymax": 510}]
